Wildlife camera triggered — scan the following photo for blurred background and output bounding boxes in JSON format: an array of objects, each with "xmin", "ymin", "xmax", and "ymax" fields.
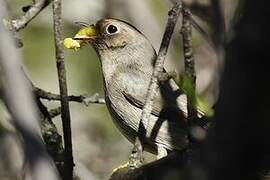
[{"xmin": 0, "ymin": 0, "xmax": 237, "ymax": 179}]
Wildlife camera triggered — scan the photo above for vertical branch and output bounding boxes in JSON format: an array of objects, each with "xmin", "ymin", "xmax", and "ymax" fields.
[
  {"xmin": 141, "ymin": 3, "xmax": 181, "ymax": 136},
  {"xmin": 0, "ymin": 3, "xmax": 58, "ymax": 180},
  {"xmin": 52, "ymin": 0, "xmax": 74, "ymax": 179},
  {"xmin": 130, "ymin": 3, "xmax": 182, "ymax": 166},
  {"xmin": 182, "ymin": 9, "xmax": 196, "ymax": 83},
  {"xmin": 181, "ymin": 8, "xmax": 197, "ymax": 140},
  {"xmin": 37, "ymin": 98, "xmax": 65, "ymax": 177}
]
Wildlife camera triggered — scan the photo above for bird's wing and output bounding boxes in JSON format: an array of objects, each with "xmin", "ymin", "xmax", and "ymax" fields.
[
  {"xmin": 122, "ymin": 77, "xmax": 209, "ymax": 131},
  {"xmin": 122, "ymin": 78, "xmax": 188, "ymax": 120}
]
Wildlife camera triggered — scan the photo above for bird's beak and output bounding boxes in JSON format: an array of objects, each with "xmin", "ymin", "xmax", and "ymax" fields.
[
  {"xmin": 63, "ymin": 24, "xmax": 99, "ymax": 50},
  {"xmin": 72, "ymin": 24, "xmax": 99, "ymax": 41}
]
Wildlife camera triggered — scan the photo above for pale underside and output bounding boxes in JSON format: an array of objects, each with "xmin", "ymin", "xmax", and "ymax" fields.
[
  {"xmin": 94, "ymin": 27, "xmax": 190, "ymax": 154},
  {"xmin": 100, "ymin": 47, "xmax": 190, "ymax": 153}
]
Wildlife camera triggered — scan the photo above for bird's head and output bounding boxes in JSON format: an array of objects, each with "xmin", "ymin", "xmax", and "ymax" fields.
[
  {"xmin": 70, "ymin": 18, "xmax": 155, "ymax": 64},
  {"xmin": 64, "ymin": 18, "xmax": 156, "ymax": 80},
  {"xmin": 90, "ymin": 18, "xmax": 143, "ymax": 50}
]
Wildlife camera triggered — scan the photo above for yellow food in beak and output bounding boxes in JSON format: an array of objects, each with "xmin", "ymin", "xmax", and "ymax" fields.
[
  {"xmin": 63, "ymin": 38, "xmax": 81, "ymax": 49},
  {"xmin": 63, "ymin": 25, "xmax": 98, "ymax": 51}
]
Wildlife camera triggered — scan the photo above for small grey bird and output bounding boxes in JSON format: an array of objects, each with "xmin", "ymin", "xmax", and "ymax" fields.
[{"xmin": 78, "ymin": 18, "xmax": 192, "ymax": 158}]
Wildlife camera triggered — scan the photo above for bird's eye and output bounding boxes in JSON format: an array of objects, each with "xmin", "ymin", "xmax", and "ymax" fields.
[{"xmin": 106, "ymin": 24, "xmax": 118, "ymax": 34}]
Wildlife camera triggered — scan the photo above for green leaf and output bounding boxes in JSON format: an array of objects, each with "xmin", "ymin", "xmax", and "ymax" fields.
[{"xmin": 177, "ymin": 74, "xmax": 214, "ymax": 117}]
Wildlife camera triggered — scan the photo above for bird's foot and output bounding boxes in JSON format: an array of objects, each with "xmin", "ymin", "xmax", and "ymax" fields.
[
  {"xmin": 111, "ymin": 138, "xmax": 144, "ymax": 176},
  {"xmin": 128, "ymin": 138, "xmax": 144, "ymax": 168}
]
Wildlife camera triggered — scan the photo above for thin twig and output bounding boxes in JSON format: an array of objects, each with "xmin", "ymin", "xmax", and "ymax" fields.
[
  {"xmin": 176, "ymin": 0, "xmax": 225, "ymax": 47},
  {"xmin": 37, "ymin": 99, "xmax": 65, "ymax": 177},
  {"xmin": 0, "ymin": 3, "xmax": 58, "ymax": 180},
  {"xmin": 11, "ymin": 0, "xmax": 52, "ymax": 31},
  {"xmin": 181, "ymin": 8, "xmax": 197, "ymax": 141},
  {"xmin": 169, "ymin": 0, "xmax": 214, "ymax": 51},
  {"xmin": 172, "ymin": 0, "xmax": 213, "ymax": 22},
  {"xmin": 52, "ymin": 0, "xmax": 74, "ymax": 179},
  {"xmin": 35, "ymin": 87, "xmax": 105, "ymax": 105},
  {"xmin": 129, "ymin": 3, "xmax": 182, "ymax": 167}
]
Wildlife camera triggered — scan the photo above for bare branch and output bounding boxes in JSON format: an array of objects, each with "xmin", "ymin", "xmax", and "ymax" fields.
[
  {"xmin": 180, "ymin": 8, "xmax": 197, "ymax": 142},
  {"xmin": 169, "ymin": 0, "xmax": 225, "ymax": 49},
  {"xmin": 35, "ymin": 87, "xmax": 105, "ymax": 105},
  {"xmin": 188, "ymin": 3, "xmax": 212, "ymax": 22},
  {"xmin": 18, "ymin": 65, "xmax": 65, "ymax": 177},
  {"xmin": 181, "ymin": 8, "xmax": 195, "ymax": 89},
  {"xmin": 11, "ymin": 0, "xmax": 52, "ymax": 31},
  {"xmin": 37, "ymin": 99, "xmax": 65, "ymax": 177},
  {"xmin": 48, "ymin": 94, "xmax": 104, "ymax": 118},
  {"xmin": 82, "ymin": 93, "xmax": 106, "ymax": 105},
  {"xmin": 171, "ymin": 0, "xmax": 213, "ymax": 22},
  {"xmin": 0, "ymin": 3, "xmax": 59, "ymax": 180},
  {"xmin": 129, "ymin": 3, "xmax": 182, "ymax": 167},
  {"xmin": 110, "ymin": 152, "xmax": 187, "ymax": 180},
  {"xmin": 52, "ymin": 0, "xmax": 74, "ymax": 179}
]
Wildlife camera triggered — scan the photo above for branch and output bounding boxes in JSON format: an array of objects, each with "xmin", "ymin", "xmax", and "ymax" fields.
[
  {"xmin": 11, "ymin": 0, "xmax": 52, "ymax": 31},
  {"xmin": 181, "ymin": 8, "xmax": 196, "ymax": 84},
  {"xmin": 0, "ymin": 3, "xmax": 58, "ymax": 180},
  {"xmin": 177, "ymin": 0, "xmax": 225, "ymax": 49},
  {"xmin": 18, "ymin": 67, "xmax": 65, "ymax": 177},
  {"xmin": 177, "ymin": 0, "xmax": 213, "ymax": 22},
  {"xmin": 35, "ymin": 87, "xmax": 105, "ymax": 105},
  {"xmin": 184, "ymin": 0, "xmax": 225, "ymax": 47},
  {"xmin": 36, "ymin": 99, "xmax": 65, "ymax": 177},
  {"xmin": 129, "ymin": 3, "xmax": 182, "ymax": 166},
  {"xmin": 13, "ymin": 35, "xmax": 65, "ymax": 179},
  {"xmin": 180, "ymin": 8, "xmax": 197, "ymax": 142},
  {"xmin": 110, "ymin": 152, "xmax": 188, "ymax": 180},
  {"xmin": 52, "ymin": 0, "xmax": 74, "ymax": 179},
  {"xmin": 169, "ymin": 0, "xmax": 214, "ymax": 48}
]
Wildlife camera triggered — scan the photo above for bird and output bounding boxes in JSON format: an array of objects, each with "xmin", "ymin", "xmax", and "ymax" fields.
[{"xmin": 66, "ymin": 18, "xmax": 197, "ymax": 158}]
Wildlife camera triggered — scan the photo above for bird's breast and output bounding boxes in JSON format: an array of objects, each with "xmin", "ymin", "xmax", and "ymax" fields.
[
  {"xmin": 102, "ymin": 70, "xmax": 149, "ymax": 138},
  {"xmin": 101, "ymin": 65, "xmax": 189, "ymax": 152}
]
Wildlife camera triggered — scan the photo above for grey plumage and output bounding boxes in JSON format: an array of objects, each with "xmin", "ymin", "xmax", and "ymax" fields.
[{"xmin": 89, "ymin": 18, "xmax": 190, "ymax": 156}]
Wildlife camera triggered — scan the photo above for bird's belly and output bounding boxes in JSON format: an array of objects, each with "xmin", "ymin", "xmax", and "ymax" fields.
[
  {"xmin": 105, "ymin": 95, "xmax": 188, "ymax": 153},
  {"xmin": 105, "ymin": 95, "xmax": 139, "ymax": 143}
]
